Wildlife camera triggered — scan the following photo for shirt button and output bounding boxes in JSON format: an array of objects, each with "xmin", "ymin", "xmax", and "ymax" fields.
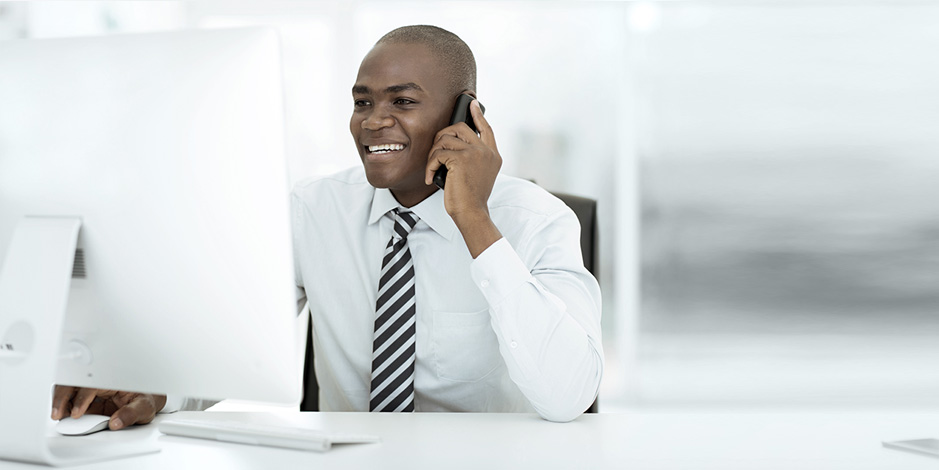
[
  {"xmin": 480, "ymin": 280, "xmax": 490, "ymax": 288},
  {"xmin": 510, "ymin": 341, "xmax": 518, "ymax": 349}
]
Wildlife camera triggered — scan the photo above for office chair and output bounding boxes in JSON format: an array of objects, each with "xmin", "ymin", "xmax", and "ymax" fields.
[
  {"xmin": 301, "ymin": 191, "xmax": 600, "ymax": 414},
  {"xmin": 300, "ymin": 318, "xmax": 319, "ymax": 411}
]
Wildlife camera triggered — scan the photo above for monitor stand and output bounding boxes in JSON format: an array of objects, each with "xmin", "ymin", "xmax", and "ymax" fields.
[{"xmin": 0, "ymin": 217, "xmax": 160, "ymax": 466}]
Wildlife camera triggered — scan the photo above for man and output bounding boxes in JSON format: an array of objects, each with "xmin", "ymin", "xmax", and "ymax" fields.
[{"xmin": 52, "ymin": 25, "xmax": 602, "ymax": 427}]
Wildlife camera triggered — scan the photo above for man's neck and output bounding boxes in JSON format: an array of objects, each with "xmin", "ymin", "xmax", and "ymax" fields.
[{"xmin": 389, "ymin": 186, "xmax": 438, "ymax": 208}]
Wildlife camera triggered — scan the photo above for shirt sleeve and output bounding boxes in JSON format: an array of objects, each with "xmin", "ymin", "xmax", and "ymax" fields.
[
  {"xmin": 159, "ymin": 395, "xmax": 219, "ymax": 413},
  {"xmin": 296, "ymin": 286, "xmax": 308, "ymax": 315},
  {"xmin": 469, "ymin": 209, "xmax": 603, "ymax": 423}
]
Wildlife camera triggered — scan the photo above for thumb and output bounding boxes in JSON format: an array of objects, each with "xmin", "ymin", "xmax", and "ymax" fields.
[
  {"xmin": 470, "ymin": 100, "xmax": 496, "ymax": 150},
  {"xmin": 109, "ymin": 394, "xmax": 160, "ymax": 430}
]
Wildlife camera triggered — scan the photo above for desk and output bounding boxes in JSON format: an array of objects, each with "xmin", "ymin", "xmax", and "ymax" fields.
[{"xmin": 1, "ymin": 410, "xmax": 936, "ymax": 469}]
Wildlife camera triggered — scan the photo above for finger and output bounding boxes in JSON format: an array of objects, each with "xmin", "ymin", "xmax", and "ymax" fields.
[
  {"xmin": 425, "ymin": 148, "xmax": 446, "ymax": 185},
  {"xmin": 432, "ymin": 126, "xmax": 460, "ymax": 145},
  {"xmin": 470, "ymin": 100, "xmax": 496, "ymax": 148},
  {"xmin": 430, "ymin": 134, "xmax": 469, "ymax": 152},
  {"xmin": 427, "ymin": 149, "xmax": 462, "ymax": 172},
  {"xmin": 425, "ymin": 163, "xmax": 440, "ymax": 186},
  {"xmin": 110, "ymin": 391, "xmax": 138, "ymax": 409},
  {"xmin": 454, "ymin": 122, "xmax": 482, "ymax": 143},
  {"xmin": 425, "ymin": 134, "xmax": 469, "ymax": 185},
  {"xmin": 154, "ymin": 394, "xmax": 167, "ymax": 414},
  {"xmin": 70, "ymin": 388, "xmax": 100, "ymax": 418},
  {"xmin": 425, "ymin": 146, "xmax": 468, "ymax": 186},
  {"xmin": 110, "ymin": 394, "xmax": 160, "ymax": 430},
  {"xmin": 86, "ymin": 396, "xmax": 109, "ymax": 416},
  {"xmin": 435, "ymin": 121, "xmax": 483, "ymax": 146},
  {"xmin": 52, "ymin": 385, "xmax": 76, "ymax": 420}
]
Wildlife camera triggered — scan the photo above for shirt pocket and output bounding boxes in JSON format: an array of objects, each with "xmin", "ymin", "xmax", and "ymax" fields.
[{"xmin": 431, "ymin": 308, "xmax": 502, "ymax": 382}]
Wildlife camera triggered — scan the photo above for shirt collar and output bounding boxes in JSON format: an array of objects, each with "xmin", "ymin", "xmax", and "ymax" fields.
[{"xmin": 367, "ymin": 187, "xmax": 458, "ymax": 241}]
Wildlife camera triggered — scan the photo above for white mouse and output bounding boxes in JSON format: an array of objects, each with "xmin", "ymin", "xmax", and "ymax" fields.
[{"xmin": 55, "ymin": 414, "xmax": 112, "ymax": 436}]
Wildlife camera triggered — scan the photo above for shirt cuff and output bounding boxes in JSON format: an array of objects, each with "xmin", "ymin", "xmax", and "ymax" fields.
[
  {"xmin": 160, "ymin": 395, "xmax": 185, "ymax": 414},
  {"xmin": 470, "ymin": 237, "xmax": 532, "ymax": 306}
]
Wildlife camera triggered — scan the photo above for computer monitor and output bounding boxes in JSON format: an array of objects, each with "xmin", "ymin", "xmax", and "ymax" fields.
[{"xmin": 0, "ymin": 28, "xmax": 300, "ymax": 465}]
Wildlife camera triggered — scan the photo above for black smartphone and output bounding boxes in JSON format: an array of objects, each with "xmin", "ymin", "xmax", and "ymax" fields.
[{"xmin": 433, "ymin": 93, "xmax": 485, "ymax": 190}]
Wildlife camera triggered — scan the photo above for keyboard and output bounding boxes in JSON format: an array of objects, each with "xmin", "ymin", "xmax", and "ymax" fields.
[{"xmin": 158, "ymin": 418, "xmax": 380, "ymax": 452}]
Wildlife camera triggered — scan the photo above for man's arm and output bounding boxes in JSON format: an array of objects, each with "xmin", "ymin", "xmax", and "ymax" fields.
[
  {"xmin": 427, "ymin": 101, "xmax": 602, "ymax": 422},
  {"xmin": 426, "ymin": 100, "xmax": 503, "ymax": 258},
  {"xmin": 469, "ymin": 213, "xmax": 603, "ymax": 422}
]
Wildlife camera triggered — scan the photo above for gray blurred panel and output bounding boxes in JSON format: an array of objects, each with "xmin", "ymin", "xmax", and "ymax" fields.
[{"xmin": 637, "ymin": 4, "xmax": 939, "ymax": 335}]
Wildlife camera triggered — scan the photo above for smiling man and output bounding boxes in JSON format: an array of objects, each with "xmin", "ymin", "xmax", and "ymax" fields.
[
  {"xmin": 53, "ymin": 25, "xmax": 602, "ymax": 426},
  {"xmin": 290, "ymin": 25, "xmax": 603, "ymax": 421}
]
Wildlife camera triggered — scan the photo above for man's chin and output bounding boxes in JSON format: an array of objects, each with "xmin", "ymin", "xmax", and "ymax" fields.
[{"xmin": 362, "ymin": 168, "xmax": 391, "ymax": 189}]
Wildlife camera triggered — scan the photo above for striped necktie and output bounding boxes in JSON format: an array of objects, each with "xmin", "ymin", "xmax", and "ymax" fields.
[{"xmin": 370, "ymin": 208, "xmax": 419, "ymax": 412}]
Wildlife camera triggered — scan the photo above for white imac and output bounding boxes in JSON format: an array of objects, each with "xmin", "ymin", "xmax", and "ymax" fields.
[{"xmin": 0, "ymin": 28, "xmax": 300, "ymax": 466}]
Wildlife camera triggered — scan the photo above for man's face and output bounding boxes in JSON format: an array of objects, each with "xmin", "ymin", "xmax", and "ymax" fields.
[{"xmin": 350, "ymin": 42, "xmax": 453, "ymax": 206}]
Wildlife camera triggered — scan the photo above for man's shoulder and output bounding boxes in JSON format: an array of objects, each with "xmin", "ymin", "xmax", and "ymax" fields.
[
  {"xmin": 291, "ymin": 166, "xmax": 370, "ymax": 202},
  {"xmin": 489, "ymin": 174, "xmax": 568, "ymax": 218}
]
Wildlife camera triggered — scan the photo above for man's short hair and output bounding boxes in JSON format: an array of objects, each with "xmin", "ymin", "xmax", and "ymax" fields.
[{"xmin": 377, "ymin": 25, "xmax": 477, "ymax": 97}]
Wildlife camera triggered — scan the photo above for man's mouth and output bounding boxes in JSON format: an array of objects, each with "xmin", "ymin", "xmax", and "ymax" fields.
[{"xmin": 366, "ymin": 143, "xmax": 406, "ymax": 154}]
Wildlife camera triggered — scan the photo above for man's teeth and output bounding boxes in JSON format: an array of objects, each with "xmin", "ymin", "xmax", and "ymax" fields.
[{"xmin": 368, "ymin": 144, "xmax": 405, "ymax": 153}]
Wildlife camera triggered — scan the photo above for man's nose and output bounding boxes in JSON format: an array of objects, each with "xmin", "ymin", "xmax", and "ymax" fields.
[{"xmin": 362, "ymin": 107, "xmax": 395, "ymax": 131}]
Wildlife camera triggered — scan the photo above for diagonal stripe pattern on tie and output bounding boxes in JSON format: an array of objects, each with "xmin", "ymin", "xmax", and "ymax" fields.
[{"xmin": 370, "ymin": 208, "xmax": 420, "ymax": 412}]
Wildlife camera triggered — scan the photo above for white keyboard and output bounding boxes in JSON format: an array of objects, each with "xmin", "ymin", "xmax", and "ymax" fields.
[{"xmin": 158, "ymin": 418, "xmax": 380, "ymax": 452}]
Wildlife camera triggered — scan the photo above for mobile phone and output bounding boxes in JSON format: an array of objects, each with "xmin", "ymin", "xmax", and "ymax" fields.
[{"xmin": 433, "ymin": 94, "xmax": 485, "ymax": 190}]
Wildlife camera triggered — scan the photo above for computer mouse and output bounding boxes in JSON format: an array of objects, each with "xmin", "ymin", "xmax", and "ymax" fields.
[{"xmin": 55, "ymin": 414, "xmax": 112, "ymax": 436}]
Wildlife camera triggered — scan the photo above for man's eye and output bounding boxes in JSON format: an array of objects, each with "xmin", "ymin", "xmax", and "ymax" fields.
[
  {"xmin": 394, "ymin": 98, "xmax": 416, "ymax": 106},
  {"xmin": 353, "ymin": 99, "xmax": 370, "ymax": 108}
]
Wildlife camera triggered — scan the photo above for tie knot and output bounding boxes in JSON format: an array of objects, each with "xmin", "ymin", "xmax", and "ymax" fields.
[{"xmin": 391, "ymin": 209, "xmax": 419, "ymax": 241}]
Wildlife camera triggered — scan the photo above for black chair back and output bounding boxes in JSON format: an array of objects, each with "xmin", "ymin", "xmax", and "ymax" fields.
[{"xmin": 300, "ymin": 318, "xmax": 319, "ymax": 411}]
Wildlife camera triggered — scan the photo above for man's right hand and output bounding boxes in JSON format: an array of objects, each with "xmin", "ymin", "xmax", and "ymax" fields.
[{"xmin": 51, "ymin": 385, "xmax": 166, "ymax": 431}]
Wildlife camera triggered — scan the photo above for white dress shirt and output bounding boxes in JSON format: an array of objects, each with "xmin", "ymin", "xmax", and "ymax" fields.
[{"xmin": 292, "ymin": 166, "xmax": 603, "ymax": 422}]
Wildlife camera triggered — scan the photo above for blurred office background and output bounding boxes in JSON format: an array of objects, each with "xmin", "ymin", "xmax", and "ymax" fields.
[{"xmin": 3, "ymin": 0, "xmax": 936, "ymax": 410}]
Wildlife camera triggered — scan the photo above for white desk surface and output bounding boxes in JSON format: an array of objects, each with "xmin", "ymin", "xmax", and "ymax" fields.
[{"xmin": 2, "ymin": 409, "xmax": 937, "ymax": 469}]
